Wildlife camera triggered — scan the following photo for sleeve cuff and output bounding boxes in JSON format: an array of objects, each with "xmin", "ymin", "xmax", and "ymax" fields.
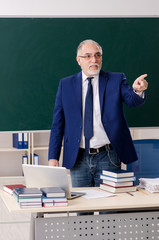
[{"xmin": 134, "ymin": 90, "xmax": 145, "ymax": 99}]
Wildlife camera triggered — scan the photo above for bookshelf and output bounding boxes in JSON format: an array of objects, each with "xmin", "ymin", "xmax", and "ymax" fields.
[
  {"xmin": 0, "ymin": 130, "xmax": 50, "ymax": 177},
  {"xmin": 30, "ymin": 131, "xmax": 50, "ymax": 166},
  {"xmin": 0, "ymin": 127, "xmax": 158, "ymax": 177}
]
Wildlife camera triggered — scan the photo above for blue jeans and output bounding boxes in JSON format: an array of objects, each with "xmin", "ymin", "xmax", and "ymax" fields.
[{"xmin": 70, "ymin": 145, "xmax": 121, "ymax": 188}]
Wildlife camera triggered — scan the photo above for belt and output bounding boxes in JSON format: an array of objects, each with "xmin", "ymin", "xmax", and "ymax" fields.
[{"xmin": 79, "ymin": 144, "xmax": 113, "ymax": 155}]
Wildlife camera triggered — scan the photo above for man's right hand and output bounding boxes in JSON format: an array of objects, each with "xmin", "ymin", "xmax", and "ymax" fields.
[{"xmin": 49, "ymin": 159, "xmax": 59, "ymax": 167}]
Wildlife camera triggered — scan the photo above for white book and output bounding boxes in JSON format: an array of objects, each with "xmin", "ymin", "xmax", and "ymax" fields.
[
  {"xmin": 102, "ymin": 169, "xmax": 134, "ymax": 178},
  {"xmin": 20, "ymin": 203, "xmax": 42, "ymax": 208},
  {"xmin": 40, "ymin": 187, "xmax": 65, "ymax": 197},
  {"xmin": 22, "ymin": 155, "xmax": 28, "ymax": 164},
  {"xmin": 20, "ymin": 202, "xmax": 42, "ymax": 206}
]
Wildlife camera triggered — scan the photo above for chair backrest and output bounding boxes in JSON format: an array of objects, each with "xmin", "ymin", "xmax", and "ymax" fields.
[{"xmin": 127, "ymin": 139, "xmax": 159, "ymax": 184}]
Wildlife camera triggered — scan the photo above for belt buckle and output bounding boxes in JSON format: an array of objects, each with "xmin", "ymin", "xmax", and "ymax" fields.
[{"xmin": 89, "ymin": 148, "xmax": 99, "ymax": 154}]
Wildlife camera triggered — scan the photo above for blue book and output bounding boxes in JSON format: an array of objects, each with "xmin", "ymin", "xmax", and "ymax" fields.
[
  {"xmin": 40, "ymin": 187, "xmax": 65, "ymax": 197},
  {"xmin": 33, "ymin": 154, "xmax": 39, "ymax": 165},
  {"xmin": 13, "ymin": 187, "xmax": 42, "ymax": 197},
  {"xmin": 42, "ymin": 196, "xmax": 67, "ymax": 203},
  {"xmin": 23, "ymin": 133, "xmax": 29, "ymax": 149},
  {"xmin": 100, "ymin": 174, "xmax": 136, "ymax": 183},
  {"xmin": 13, "ymin": 133, "xmax": 23, "ymax": 149}
]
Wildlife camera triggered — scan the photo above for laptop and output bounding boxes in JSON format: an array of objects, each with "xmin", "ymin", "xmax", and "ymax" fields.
[{"xmin": 22, "ymin": 164, "xmax": 85, "ymax": 199}]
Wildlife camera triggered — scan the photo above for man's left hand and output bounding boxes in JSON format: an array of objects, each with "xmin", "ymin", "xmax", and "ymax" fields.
[{"xmin": 132, "ymin": 74, "xmax": 148, "ymax": 93}]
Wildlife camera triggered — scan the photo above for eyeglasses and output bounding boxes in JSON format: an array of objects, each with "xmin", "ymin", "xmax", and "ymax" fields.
[{"xmin": 79, "ymin": 52, "xmax": 102, "ymax": 60}]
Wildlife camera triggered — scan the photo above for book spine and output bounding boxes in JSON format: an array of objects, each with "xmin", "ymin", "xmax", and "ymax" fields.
[
  {"xmin": 42, "ymin": 197, "xmax": 67, "ymax": 203},
  {"xmin": 102, "ymin": 170, "xmax": 134, "ymax": 177},
  {"xmin": 101, "ymin": 174, "xmax": 134, "ymax": 180},
  {"xmin": 33, "ymin": 154, "xmax": 39, "ymax": 165},
  {"xmin": 22, "ymin": 155, "xmax": 28, "ymax": 164},
  {"xmin": 100, "ymin": 174, "xmax": 136, "ymax": 182},
  {"xmin": 23, "ymin": 133, "xmax": 29, "ymax": 149},
  {"xmin": 102, "ymin": 180, "xmax": 133, "ymax": 187},
  {"xmin": 13, "ymin": 133, "xmax": 23, "ymax": 149},
  {"xmin": 22, "ymin": 155, "xmax": 28, "ymax": 175}
]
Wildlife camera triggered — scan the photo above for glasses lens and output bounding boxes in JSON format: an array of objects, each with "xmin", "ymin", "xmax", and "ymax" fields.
[
  {"xmin": 95, "ymin": 53, "xmax": 102, "ymax": 59},
  {"xmin": 79, "ymin": 53, "xmax": 102, "ymax": 60}
]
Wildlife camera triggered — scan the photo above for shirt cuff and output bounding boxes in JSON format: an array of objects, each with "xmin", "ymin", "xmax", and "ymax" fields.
[{"xmin": 134, "ymin": 90, "xmax": 145, "ymax": 99}]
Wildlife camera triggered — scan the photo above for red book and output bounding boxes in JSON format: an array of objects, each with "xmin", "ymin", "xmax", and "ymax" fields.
[
  {"xmin": 100, "ymin": 183, "xmax": 136, "ymax": 193},
  {"xmin": 3, "ymin": 184, "xmax": 26, "ymax": 195},
  {"xmin": 43, "ymin": 202, "xmax": 68, "ymax": 207}
]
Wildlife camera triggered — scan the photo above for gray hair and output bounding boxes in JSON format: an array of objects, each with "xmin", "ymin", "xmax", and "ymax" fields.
[{"xmin": 77, "ymin": 39, "xmax": 103, "ymax": 56}]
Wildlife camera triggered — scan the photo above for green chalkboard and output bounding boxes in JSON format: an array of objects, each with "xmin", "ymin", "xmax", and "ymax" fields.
[{"xmin": 0, "ymin": 18, "xmax": 158, "ymax": 131}]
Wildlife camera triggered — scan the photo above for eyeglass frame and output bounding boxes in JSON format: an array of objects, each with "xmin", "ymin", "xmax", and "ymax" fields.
[{"xmin": 78, "ymin": 52, "xmax": 102, "ymax": 60}]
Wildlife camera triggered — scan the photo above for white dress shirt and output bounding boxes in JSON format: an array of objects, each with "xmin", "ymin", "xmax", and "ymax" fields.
[
  {"xmin": 80, "ymin": 72, "xmax": 144, "ymax": 149},
  {"xmin": 80, "ymin": 72, "xmax": 110, "ymax": 149}
]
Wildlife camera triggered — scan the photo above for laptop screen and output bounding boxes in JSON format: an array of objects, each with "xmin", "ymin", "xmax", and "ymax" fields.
[{"xmin": 22, "ymin": 164, "xmax": 71, "ymax": 198}]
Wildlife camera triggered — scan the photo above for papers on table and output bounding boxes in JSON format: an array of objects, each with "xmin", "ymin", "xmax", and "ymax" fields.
[
  {"xmin": 73, "ymin": 189, "xmax": 115, "ymax": 199},
  {"xmin": 139, "ymin": 178, "xmax": 159, "ymax": 193}
]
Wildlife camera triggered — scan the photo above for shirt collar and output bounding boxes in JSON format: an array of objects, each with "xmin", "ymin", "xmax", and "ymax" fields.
[{"xmin": 82, "ymin": 71, "xmax": 99, "ymax": 82}]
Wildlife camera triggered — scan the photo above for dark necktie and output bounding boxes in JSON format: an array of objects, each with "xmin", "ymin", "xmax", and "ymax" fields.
[{"xmin": 84, "ymin": 77, "xmax": 94, "ymax": 153}]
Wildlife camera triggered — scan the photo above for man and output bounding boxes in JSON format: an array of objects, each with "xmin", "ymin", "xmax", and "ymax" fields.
[{"xmin": 48, "ymin": 39, "xmax": 148, "ymax": 188}]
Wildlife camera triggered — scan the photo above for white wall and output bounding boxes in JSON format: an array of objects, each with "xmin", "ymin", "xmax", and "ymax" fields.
[{"xmin": 0, "ymin": 0, "xmax": 159, "ymax": 17}]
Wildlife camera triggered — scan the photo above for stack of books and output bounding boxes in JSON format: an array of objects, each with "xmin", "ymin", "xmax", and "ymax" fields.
[
  {"xmin": 13, "ymin": 187, "xmax": 42, "ymax": 208},
  {"xmin": 3, "ymin": 184, "xmax": 26, "ymax": 195},
  {"xmin": 100, "ymin": 169, "xmax": 136, "ymax": 193},
  {"xmin": 40, "ymin": 187, "xmax": 68, "ymax": 207}
]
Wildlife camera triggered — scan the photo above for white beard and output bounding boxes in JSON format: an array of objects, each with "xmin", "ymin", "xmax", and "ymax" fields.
[{"xmin": 87, "ymin": 63, "xmax": 101, "ymax": 76}]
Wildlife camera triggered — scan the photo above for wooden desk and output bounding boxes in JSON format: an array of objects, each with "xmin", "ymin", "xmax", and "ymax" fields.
[{"xmin": 1, "ymin": 188, "xmax": 159, "ymax": 240}]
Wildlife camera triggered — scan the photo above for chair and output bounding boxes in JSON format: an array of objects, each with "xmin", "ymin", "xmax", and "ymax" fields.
[{"xmin": 127, "ymin": 139, "xmax": 159, "ymax": 184}]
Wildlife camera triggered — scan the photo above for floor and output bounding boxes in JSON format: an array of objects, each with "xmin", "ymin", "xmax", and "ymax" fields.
[
  {"xmin": 0, "ymin": 177, "xmax": 30, "ymax": 240},
  {"xmin": 0, "ymin": 173, "xmax": 73, "ymax": 240}
]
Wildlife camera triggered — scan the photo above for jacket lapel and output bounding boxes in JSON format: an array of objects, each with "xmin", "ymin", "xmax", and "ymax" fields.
[
  {"xmin": 73, "ymin": 72, "xmax": 82, "ymax": 116},
  {"xmin": 72, "ymin": 70, "xmax": 108, "ymax": 117},
  {"xmin": 99, "ymin": 70, "xmax": 108, "ymax": 115}
]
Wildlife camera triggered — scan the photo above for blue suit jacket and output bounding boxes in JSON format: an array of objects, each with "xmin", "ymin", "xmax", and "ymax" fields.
[{"xmin": 49, "ymin": 70, "xmax": 146, "ymax": 169}]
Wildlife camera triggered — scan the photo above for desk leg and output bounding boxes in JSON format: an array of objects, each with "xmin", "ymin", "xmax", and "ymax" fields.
[{"xmin": 30, "ymin": 213, "xmax": 44, "ymax": 240}]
